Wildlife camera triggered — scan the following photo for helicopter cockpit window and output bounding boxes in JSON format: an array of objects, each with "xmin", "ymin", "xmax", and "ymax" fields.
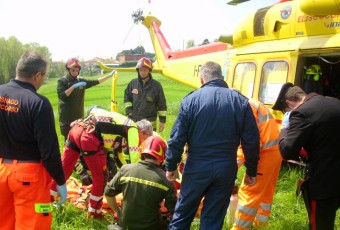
[
  {"xmin": 232, "ymin": 62, "xmax": 256, "ymax": 98},
  {"xmin": 259, "ymin": 61, "xmax": 289, "ymax": 105}
]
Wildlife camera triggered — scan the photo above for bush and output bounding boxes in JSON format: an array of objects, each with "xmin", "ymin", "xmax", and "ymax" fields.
[{"xmin": 119, "ymin": 61, "xmax": 138, "ymax": 68}]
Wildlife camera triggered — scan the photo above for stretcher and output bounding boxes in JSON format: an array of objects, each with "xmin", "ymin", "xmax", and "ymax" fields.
[{"xmin": 61, "ymin": 177, "xmax": 203, "ymax": 217}]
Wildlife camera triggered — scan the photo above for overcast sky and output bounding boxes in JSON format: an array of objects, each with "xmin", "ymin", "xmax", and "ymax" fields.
[{"xmin": 0, "ymin": 0, "xmax": 278, "ymax": 61}]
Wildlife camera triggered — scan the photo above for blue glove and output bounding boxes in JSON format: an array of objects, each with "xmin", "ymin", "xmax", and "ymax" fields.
[
  {"xmin": 281, "ymin": 111, "xmax": 291, "ymax": 129},
  {"xmin": 73, "ymin": 81, "xmax": 87, "ymax": 88},
  {"xmin": 107, "ymin": 70, "xmax": 117, "ymax": 77},
  {"xmin": 56, "ymin": 184, "xmax": 67, "ymax": 205}
]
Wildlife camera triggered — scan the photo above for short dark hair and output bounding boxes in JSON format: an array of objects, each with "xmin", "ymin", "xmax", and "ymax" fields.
[
  {"xmin": 16, "ymin": 51, "xmax": 48, "ymax": 79},
  {"xmin": 142, "ymin": 153, "xmax": 157, "ymax": 161},
  {"xmin": 285, "ymin": 86, "xmax": 307, "ymax": 102}
]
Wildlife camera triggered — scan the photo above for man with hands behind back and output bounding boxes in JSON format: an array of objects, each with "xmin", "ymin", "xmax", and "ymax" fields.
[{"xmin": 0, "ymin": 51, "xmax": 67, "ymax": 230}]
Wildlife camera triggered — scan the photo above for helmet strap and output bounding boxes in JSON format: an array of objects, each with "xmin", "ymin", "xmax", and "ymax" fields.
[
  {"xmin": 140, "ymin": 75, "xmax": 150, "ymax": 81},
  {"xmin": 67, "ymin": 69, "xmax": 79, "ymax": 79},
  {"xmin": 138, "ymin": 72, "xmax": 150, "ymax": 82}
]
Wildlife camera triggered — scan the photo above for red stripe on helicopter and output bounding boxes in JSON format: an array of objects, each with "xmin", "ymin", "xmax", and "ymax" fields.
[{"xmin": 152, "ymin": 21, "xmax": 231, "ymax": 60}]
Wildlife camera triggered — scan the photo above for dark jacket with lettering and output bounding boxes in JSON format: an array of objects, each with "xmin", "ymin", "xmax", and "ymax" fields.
[
  {"xmin": 124, "ymin": 74, "xmax": 167, "ymax": 125},
  {"xmin": 279, "ymin": 93, "xmax": 340, "ymax": 199},
  {"xmin": 57, "ymin": 76, "xmax": 99, "ymax": 125},
  {"xmin": 0, "ymin": 80, "xmax": 65, "ymax": 185},
  {"xmin": 105, "ymin": 161, "xmax": 177, "ymax": 229}
]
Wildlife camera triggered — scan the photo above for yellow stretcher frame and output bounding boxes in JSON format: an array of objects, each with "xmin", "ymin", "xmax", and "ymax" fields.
[{"xmin": 111, "ymin": 71, "xmax": 118, "ymax": 112}]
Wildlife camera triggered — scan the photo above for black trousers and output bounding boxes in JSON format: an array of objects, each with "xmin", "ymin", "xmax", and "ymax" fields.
[
  {"xmin": 60, "ymin": 123, "xmax": 72, "ymax": 141},
  {"xmin": 310, "ymin": 196, "xmax": 340, "ymax": 230}
]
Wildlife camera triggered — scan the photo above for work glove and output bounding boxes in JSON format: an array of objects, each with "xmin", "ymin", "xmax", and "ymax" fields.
[
  {"xmin": 281, "ymin": 111, "xmax": 291, "ymax": 129},
  {"xmin": 107, "ymin": 70, "xmax": 117, "ymax": 77},
  {"xmin": 73, "ymin": 81, "xmax": 87, "ymax": 88},
  {"xmin": 56, "ymin": 184, "xmax": 67, "ymax": 205}
]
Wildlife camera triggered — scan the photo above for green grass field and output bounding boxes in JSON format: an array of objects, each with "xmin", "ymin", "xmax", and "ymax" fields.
[{"xmin": 39, "ymin": 73, "xmax": 339, "ymax": 230}]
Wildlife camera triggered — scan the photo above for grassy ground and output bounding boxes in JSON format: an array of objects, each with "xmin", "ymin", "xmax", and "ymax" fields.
[{"xmin": 39, "ymin": 73, "xmax": 339, "ymax": 230}]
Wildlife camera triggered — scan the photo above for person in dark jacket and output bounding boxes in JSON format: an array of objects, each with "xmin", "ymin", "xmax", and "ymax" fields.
[
  {"xmin": 124, "ymin": 57, "xmax": 167, "ymax": 132},
  {"xmin": 279, "ymin": 86, "xmax": 340, "ymax": 230},
  {"xmin": 57, "ymin": 57, "xmax": 114, "ymax": 139},
  {"xmin": 165, "ymin": 61, "xmax": 260, "ymax": 230},
  {"xmin": 0, "ymin": 51, "xmax": 66, "ymax": 230},
  {"xmin": 57, "ymin": 57, "xmax": 114, "ymax": 185}
]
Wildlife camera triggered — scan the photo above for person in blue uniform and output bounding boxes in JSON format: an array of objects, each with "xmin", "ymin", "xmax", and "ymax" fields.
[{"xmin": 165, "ymin": 61, "xmax": 260, "ymax": 230}]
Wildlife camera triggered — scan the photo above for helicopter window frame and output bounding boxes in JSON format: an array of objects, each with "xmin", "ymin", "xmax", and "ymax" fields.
[
  {"xmin": 254, "ymin": 6, "xmax": 270, "ymax": 37},
  {"xmin": 258, "ymin": 61, "xmax": 289, "ymax": 105},
  {"xmin": 232, "ymin": 62, "xmax": 256, "ymax": 98}
]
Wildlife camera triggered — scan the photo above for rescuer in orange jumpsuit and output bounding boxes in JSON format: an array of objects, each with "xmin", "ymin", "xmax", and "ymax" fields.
[
  {"xmin": 232, "ymin": 99, "xmax": 282, "ymax": 229},
  {"xmin": 50, "ymin": 107, "xmax": 140, "ymax": 219}
]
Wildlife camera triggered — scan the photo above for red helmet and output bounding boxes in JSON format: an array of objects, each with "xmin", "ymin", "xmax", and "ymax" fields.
[
  {"xmin": 136, "ymin": 57, "xmax": 153, "ymax": 71},
  {"xmin": 66, "ymin": 58, "xmax": 81, "ymax": 69},
  {"xmin": 142, "ymin": 136, "xmax": 167, "ymax": 163}
]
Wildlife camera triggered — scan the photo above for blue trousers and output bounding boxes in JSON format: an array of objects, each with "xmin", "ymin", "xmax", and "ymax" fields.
[{"xmin": 169, "ymin": 159, "xmax": 237, "ymax": 230}]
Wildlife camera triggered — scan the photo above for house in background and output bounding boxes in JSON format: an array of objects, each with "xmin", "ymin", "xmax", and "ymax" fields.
[
  {"xmin": 84, "ymin": 57, "xmax": 119, "ymax": 75},
  {"xmin": 118, "ymin": 53, "xmax": 144, "ymax": 64}
]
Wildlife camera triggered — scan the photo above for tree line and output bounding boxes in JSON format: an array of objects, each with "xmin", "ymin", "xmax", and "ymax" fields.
[
  {"xmin": 0, "ymin": 36, "xmax": 52, "ymax": 84},
  {"xmin": 0, "ymin": 36, "xmax": 155, "ymax": 84}
]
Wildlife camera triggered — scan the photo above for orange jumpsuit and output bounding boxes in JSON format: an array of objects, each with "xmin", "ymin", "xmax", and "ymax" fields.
[
  {"xmin": 50, "ymin": 108, "xmax": 140, "ymax": 218},
  {"xmin": 232, "ymin": 99, "xmax": 282, "ymax": 229}
]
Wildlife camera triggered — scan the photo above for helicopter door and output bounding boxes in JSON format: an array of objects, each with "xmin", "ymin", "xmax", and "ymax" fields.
[{"xmin": 297, "ymin": 55, "xmax": 340, "ymax": 99}]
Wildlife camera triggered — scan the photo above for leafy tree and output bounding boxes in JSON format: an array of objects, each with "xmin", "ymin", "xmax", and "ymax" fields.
[
  {"xmin": 133, "ymin": 46, "xmax": 145, "ymax": 54},
  {"xmin": 0, "ymin": 36, "xmax": 52, "ymax": 84},
  {"xmin": 119, "ymin": 61, "xmax": 138, "ymax": 68},
  {"xmin": 48, "ymin": 61, "xmax": 65, "ymax": 79},
  {"xmin": 199, "ymin": 38, "xmax": 210, "ymax": 46},
  {"xmin": 24, "ymin": 42, "xmax": 51, "ymax": 59},
  {"xmin": 186, "ymin": 39, "xmax": 195, "ymax": 48},
  {"xmin": 0, "ymin": 36, "xmax": 24, "ymax": 84},
  {"xmin": 145, "ymin": 52, "xmax": 155, "ymax": 60}
]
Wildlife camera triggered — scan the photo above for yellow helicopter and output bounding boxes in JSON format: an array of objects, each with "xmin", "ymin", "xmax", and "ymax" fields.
[{"xmin": 100, "ymin": 0, "xmax": 340, "ymax": 116}]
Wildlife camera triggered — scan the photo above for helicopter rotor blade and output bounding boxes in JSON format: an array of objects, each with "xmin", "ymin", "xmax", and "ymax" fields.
[
  {"xmin": 227, "ymin": 0, "xmax": 250, "ymax": 6},
  {"xmin": 122, "ymin": 8, "xmax": 144, "ymax": 45}
]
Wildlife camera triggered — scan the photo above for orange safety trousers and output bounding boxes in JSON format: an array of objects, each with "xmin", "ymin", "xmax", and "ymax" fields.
[
  {"xmin": 0, "ymin": 159, "xmax": 52, "ymax": 230},
  {"xmin": 232, "ymin": 148, "xmax": 282, "ymax": 230}
]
